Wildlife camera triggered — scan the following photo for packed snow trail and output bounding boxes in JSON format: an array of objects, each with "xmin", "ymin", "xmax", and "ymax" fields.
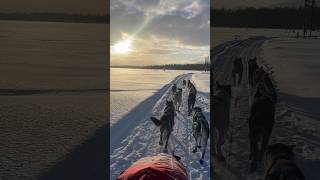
[
  {"xmin": 110, "ymin": 73, "xmax": 210, "ymax": 180},
  {"xmin": 212, "ymin": 36, "xmax": 320, "ymax": 180},
  {"xmin": 212, "ymin": 37, "xmax": 266, "ymax": 180}
]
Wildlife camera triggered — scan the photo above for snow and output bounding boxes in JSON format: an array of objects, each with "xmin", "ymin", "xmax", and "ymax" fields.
[
  {"xmin": 110, "ymin": 68, "xmax": 193, "ymax": 126},
  {"xmin": 212, "ymin": 33, "xmax": 320, "ymax": 180},
  {"xmin": 261, "ymin": 37, "xmax": 320, "ymax": 180},
  {"xmin": 110, "ymin": 70, "xmax": 210, "ymax": 179}
]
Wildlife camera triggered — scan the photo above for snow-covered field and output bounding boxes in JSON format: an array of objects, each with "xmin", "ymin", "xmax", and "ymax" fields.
[
  {"xmin": 110, "ymin": 68, "xmax": 197, "ymax": 126},
  {"xmin": 110, "ymin": 69, "xmax": 210, "ymax": 179},
  {"xmin": 261, "ymin": 38, "xmax": 320, "ymax": 180},
  {"xmin": 211, "ymin": 28, "xmax": 320, "ymax": 180},
  {"xmin": 0, "ymin": 20, "xmax": 108, "ymax": 179}
]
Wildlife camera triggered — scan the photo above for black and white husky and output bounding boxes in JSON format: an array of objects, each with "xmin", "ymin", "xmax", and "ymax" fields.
[
  {"xmin": 187, "ymin": 80, "xmax": 197, "ymax": 115},
  {"xmin": 150, "ymin": 100, "xmax": 175, "ymax": 152},
  {"xmin": 192, "ymin": 107, "xmax": 210, "ymax": 164},
  {"xmin": 212, "ymin": 81, "xmax": 231, "ymax": 161},
  {"xmin": 263, "ymin": 143, "xmax": 305, "ymax": 180},
  {"xmin": 173, "ymin": 88, "xmax": 182, "ymax": 112}
]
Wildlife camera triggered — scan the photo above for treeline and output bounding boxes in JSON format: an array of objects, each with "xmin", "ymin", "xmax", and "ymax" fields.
[
  {"xmin": 0, "ymin": 12, "xmax": 109, "ymax": 24},
  {"xmin": 211, "ymin": 7, "xmax": 320, "ymax": 29},
  {"xmin": 112, "ymin": 64, "xmax": 210, "ymax": 71}
]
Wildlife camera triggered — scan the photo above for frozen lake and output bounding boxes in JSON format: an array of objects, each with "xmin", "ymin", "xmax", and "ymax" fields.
[{"xmin": 110, "ymin": 68, "xmax": 200, "ymax": 126}]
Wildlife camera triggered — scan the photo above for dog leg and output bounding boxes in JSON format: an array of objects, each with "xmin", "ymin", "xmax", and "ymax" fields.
[
  {"xmin": 164, "ymin": 131, "xmax": 170, "ymax": 152},
  {"xmin": 216, "ymin": 131, "xmax": 225, "ymax": 161},
  {"xmin": 238, "ymin": 72, "xmax": 242, "ymax": 86},
  {"xmin": 250, "ymin": 138, "xmax": 259, "ymax": 172},
  {"xmin": 192, "ymin": 140, "xmax": 198, "ymax": 153},
  {"xmin": 200, "ymin": 138, "xmax": 208, "ymax": 164},
  {"xmin": 159, "ymin": 131, "xmax": 163, "ymax": 146},
  {"xmin": 198, "ymin": 135, "xmax": 202, "ymax": 148},
  {"xmin": 260, "ymin": 130, "xmax": 271, "ymax": 161}
]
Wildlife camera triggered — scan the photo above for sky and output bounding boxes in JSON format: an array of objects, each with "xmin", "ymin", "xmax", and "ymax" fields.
[
  {"xmin": 110, "ymin": 0, "xmax": 210, "ymax": 66},
  {"xmin": 0, "ymin": 0, "xmax": 108, "ymax": 14}
]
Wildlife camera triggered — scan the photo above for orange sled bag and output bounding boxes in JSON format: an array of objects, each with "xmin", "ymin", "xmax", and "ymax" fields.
[{"xmin": 117, "ymin": 153, "xmax": 188, "ymax": 180}]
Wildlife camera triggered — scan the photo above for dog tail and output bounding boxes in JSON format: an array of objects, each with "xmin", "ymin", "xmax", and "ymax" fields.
[{"xmin": 150, "ymin": 117, "xmax": 161, "ymax": 126}]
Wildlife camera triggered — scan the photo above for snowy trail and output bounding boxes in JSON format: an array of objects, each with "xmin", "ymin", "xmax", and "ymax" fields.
[
  {"xmin": 212, "ymin": 37, "xmax": 320, "ymax": 180},
  {"xmin": 212, "ymin": 37, "xmax": 266, "ymax": 180},
  {"xmin": 110, "ymin": 73, "xmax": 210, "ymax": 180}
]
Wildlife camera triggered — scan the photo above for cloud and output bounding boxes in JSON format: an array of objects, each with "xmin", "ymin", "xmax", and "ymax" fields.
[{"xmin": 110, "ymin": 0, "xmax": 209, "ymax": 65}]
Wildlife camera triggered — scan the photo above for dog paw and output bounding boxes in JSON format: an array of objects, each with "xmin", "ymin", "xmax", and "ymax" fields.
[
  {"xmin": 199, "ymin": 159, "xmax": 204, "ymax": 164},
  {"xmin": 163, "ymin": 149, "xmax": 168, "ymax": 153}
]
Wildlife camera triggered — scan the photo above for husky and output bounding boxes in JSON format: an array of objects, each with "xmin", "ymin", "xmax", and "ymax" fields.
[
  {"xmin": 192, "ymin": 107, "xmax": 210, "ymax": 164},
  {"xmin": 264, "ymin": 143, "xmax": 305, "ymax": 180},
  {"xmin": 182, "ymin": 80, "xmax": 186, "ymax": 87},
  {"xmin": 173, "ymin": 88, "xmax": 182, "ymax": 112},
  {"xmin": 172, "ymin": 83, "xmax": 177, "ymax": 94},
  {"xmin": 248, "ymin": 57, "xmax": 259, "ymax": 88},
  {"xmin": 249, "ymin": 83, "xmax": 276, "ymax": 171},
  {"xmin": 150, "ymin": 100, "xmax": 175, "ymax": 152},
  {"xmin": 187, "ymin": 81, "xmax": 197, "ymax": 115},
  {"xmin": 232, "ymin": 57, "xmax": 243, "ymax": 86},
  {"xmin": 253, "ymin": 67, "xmax": 277, "ymax": 103},
  {"xmin": 212, "ymin": 81, "xmax": 231, "ymax": 161}
]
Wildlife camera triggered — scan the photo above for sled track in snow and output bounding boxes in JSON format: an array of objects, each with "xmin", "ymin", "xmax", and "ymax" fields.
[
  {"xmin": 110, "ymin": 73, "xmax": 210, "ymax": 180},
  {"xmin": 212, "ymin": 36, "xmax": 320, "ymax": 180},
  {"xmin": 212, "ymin": 37, "xmax": 268, "ymax": 180}
]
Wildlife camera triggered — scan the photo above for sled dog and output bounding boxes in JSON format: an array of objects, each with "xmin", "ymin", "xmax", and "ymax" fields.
[
  {"xmin": 249, "ymin": 84, "xmax": 276, "ymax": 171},
  {"xmin": 212, "ymin": 81, "xmax": 231, "ymax": 161},
  {"xmin": 232, "ymin": 57, "xmax": 243, "ymax": 86},
  {"xmin": 173, "ymin": 88, "xmax": 182, "ymax": 112},
  {"xmin": 172, "ymin": 83, "xmax": 177, "ymax": 94},
  {"xmin": 248, "ymin": 57, "xmax": 259, "ymax": 88},
  {"xmin": 253, "ymin": 67, "xmax": 277, "ymax": 103},
  {"xmin": 192, "ymin": 107, "xmax": 210, "ymax": 164},
  {"xmin": 182, "ymin": 80, "xmax": 186, "ymax": 87},
  {"xmin": 187, "ymin": 81, "xmax": 197, "ymax": 115},
  {"xmin": 150, "ymin": 100, "xmax": 175, "ymax": 152}
]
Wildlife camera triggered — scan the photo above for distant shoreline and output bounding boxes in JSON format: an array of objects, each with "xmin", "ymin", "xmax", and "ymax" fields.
[
  {"xmin": 0, "ymin": 13, "xmax": 109, "ymax": 24},
  {"xmin": 111, "ymin": 64, "xmax": 210, "ymax": 71}
]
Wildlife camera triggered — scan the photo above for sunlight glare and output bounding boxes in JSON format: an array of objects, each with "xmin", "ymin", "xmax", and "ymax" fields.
[{"xmin": 111, "ymin": 39, "xmax": 132, "ymax": 54}]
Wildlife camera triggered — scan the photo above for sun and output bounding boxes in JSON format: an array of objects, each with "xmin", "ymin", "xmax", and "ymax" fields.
[{"xmin": 111, "ymin": 39, "xmax": 132, "ymax": 54}]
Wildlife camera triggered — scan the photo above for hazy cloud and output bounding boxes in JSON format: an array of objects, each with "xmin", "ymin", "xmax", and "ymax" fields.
[{"xmin": 110, "ymin": 0, "xmax": 209, "ymax": 65}]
